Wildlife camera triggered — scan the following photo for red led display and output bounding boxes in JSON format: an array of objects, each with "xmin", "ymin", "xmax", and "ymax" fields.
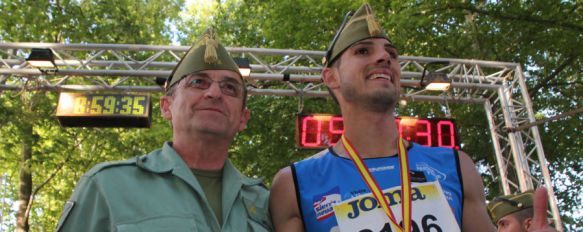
[{"xmin": 296, "ymin": 114, "xmax": 459, "ymax": 149}]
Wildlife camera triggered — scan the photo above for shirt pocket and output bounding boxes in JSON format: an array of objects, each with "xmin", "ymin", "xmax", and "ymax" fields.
[
  {"xmin": 247, "ymin": 217, "xmax": 271, "ymax": 232},
  {"xmin": 243, "ymin": 198, "xmax": 272, "ymax": 232},
  {"xmin": 116, "ymin": 216, "xmax": 198, "ymax": 232}
]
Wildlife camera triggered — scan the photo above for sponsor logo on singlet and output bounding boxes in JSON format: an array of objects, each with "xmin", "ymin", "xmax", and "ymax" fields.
[
  {"xmin": 312, "ymin": 187, "xmax": 341, "ymax": 221},
  {"xmin": 416, "ymin": 162, "xmax": 446, "ymax": 180}
]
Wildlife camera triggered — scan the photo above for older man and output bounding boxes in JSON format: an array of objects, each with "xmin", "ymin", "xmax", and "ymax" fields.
[{"xmin": 56, "ymin": 28, "xmax": 272, "ymax": 232}]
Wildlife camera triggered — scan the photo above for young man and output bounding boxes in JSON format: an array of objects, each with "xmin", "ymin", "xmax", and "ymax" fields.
[
  {"xmin": 487, "ymin": 188, "xmax": 557, "ymax": 232},
  {"xmin": 488, "ymin": 191, "xmax": 536, "ymax": 232},
  {"xmin": 56, "ymin": 28, "xmax": 272, "ymax": 232},
  {"xmin": 270, "ymin": 3, "xmax": 494, "ymax": 232}
]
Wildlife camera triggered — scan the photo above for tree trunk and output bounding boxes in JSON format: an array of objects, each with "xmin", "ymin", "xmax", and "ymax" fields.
[{"xmin": 16, "ymin": 124, "xmax": 33, "ymax": 232}]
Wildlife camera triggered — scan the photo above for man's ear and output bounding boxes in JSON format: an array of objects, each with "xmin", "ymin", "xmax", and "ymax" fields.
[
  {"xmin": 160, "ymin": 95, "xmax": 173, "ymax": 120},
  {"xmin": 523, "ymin": 217, "xmax": 533, "ymax": 230},
  {"xmin": 238, "ymin": 108, "xmax": 251, "ymax": 132},
  {"xmin": 322, "ymin": 67, "xmax": 340, "ymax": 89}
]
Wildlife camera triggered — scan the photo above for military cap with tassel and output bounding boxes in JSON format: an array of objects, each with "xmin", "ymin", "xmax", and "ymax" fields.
[
  {"xmin": 165, "ymin": 27, "xmax": 241, "ymax": 90},
  {"xmin": 324, "ymin": 3, "xmax": 393, "ymax": 67},
  {"xmin": 487, "ymin": 191, "xmax": 534, "ymax": 224}
]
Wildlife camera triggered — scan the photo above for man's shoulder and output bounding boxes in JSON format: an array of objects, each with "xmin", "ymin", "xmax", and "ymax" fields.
[
  {"xmin": 410, "ymin": 143, "xmax": 456, "ymax": 155},
  {"xmin": 296, "ymin": 148, "xmax": 332, "ymax": 164},
  {"xmin": 83, "ymin": 156, "xmax": 141, "ymax": 177},
  {"xmin": 83, "ymin": 148, "xmax": 165, "ymax": 177}
]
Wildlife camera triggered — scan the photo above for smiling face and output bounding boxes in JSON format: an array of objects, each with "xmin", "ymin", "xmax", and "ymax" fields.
[
  {"xmin": 323, "ymin": 38, "xmax": 401, "ymax": 113},
  {"xmin": 161, "ymin": 69, "xmax": 250, "ymax": 140}
]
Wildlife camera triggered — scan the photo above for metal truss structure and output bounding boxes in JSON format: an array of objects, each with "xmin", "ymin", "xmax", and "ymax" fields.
[{"xmin": 0, "ymin": 42, "xmax": 562, "ymax": 230}]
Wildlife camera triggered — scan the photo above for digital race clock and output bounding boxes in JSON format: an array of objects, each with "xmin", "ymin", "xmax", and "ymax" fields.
[
  {"xmin": 56, "ymin": 92, "xmax": 152, "ymax": 128},
  {"xmin": 296, "ymin": 114, "xmax": 459, "ymax": 149}
]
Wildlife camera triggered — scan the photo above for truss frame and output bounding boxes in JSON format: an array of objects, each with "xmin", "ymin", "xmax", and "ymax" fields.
[{"xmin": 0, "ymin": 42, "xmax": 562, "ymax": 230}]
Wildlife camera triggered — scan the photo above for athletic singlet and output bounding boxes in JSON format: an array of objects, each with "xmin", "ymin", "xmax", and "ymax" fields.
[{"xmin": 292, "ymin": 143, "xmax": 464, "ymax": 232}]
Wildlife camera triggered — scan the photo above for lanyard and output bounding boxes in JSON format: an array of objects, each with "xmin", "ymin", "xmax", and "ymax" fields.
[{"xmin": 341, "ymin": 135, "xmax": 412, "ymax": 232}]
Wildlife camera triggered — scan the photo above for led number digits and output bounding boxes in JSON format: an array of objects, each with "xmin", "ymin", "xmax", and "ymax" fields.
[
  {"xmin": 119, "ymin": 96, "xmax": 133, "ymax": 115},
  {"xmin": 62, "ymin": 93, "xmax": 149, "ymax": 116},
  {"xmin": 90, "ymin": 96, "xmax": 103, "ymax": 114},
  {"xmin": 297, "ymin": 115, "xmax": 458, "ymax": 149},
  {"xmin": 73, "ymin": 96, "xmax": 88, "ymax": 114},
  {"xmin": 132, "ymin": 96, "xmax": 146, "ymax": 115},
  {"xmin": 102, "ymin": 96, "xmax": 116, "ymax": 114},
  {"xmin": 437, "ymin": 121, "xmax": 456, "ymax": 148},
  {"xmin": 300, "ymin": 115, "xmax": 344, "ymax": 148},
  {"xmin": 56, "ymin": 92, "xmax": 152, "ymax": 128},
  {"xmin": 301, "ymin": 116, "xmax": 322, "ymax": 147}
]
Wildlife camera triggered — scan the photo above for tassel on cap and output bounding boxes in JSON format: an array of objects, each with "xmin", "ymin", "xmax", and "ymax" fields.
[
  {"xmin": 198, "ymin": 29, "xmax": 220, "ymax": 64},
  {"xmin": 366, "ymin": 14, "xmax": 381, "ymax": 36},
  {"xmin": 165, "ymin": 27, "xmax": 241, "ymax": 90},
  {"xmin": 365, "ymin": 5, "xmax": 381, "ymax": 36},
  {"xmin": 204, "ymin": 37, "xmax": 219, "ymax": 64}
]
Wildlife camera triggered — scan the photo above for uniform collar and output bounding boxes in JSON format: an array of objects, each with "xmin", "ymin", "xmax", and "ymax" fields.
[{"xmin": 137, "ymin": 142, "xmax": 263, "ymax": 186}]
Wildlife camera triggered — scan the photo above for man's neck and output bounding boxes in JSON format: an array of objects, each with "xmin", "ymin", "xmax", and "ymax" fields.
[
  {"xmin": 172, "ymin": 134, "xmax": 230, "ymax": 170},
  {"xmin": 334, "ymin": 108, "xmax": 400, "ymax": 158}
]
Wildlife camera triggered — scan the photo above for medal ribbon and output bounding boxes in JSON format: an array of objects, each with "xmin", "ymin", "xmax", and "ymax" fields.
[{"xmin": 341, "ymin": 135, "xmax": 412, "ymax": 232}]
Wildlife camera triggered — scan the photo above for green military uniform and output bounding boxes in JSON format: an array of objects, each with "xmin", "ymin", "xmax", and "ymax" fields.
[
  {"xmin": 56, "ymin": 142, "xmax": 272, "ymax": 232},
  {"xmin": 487, "ymin": 191, "xmax": 534, "ymax": 224}
]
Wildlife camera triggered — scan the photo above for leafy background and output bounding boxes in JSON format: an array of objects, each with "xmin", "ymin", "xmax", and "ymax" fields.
[{"xmin": 0, "ymin": 0, "xmax": 580, "ymax": 231}]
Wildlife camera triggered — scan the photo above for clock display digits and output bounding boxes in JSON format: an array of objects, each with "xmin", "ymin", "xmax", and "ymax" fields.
[
  {"xmin": 329, "ymin": 116, "xmax": 344, "ymax": 146},
  {"xmin": 119, "ymin": 96, "xmax": 133, "ymax": 115},
  {"xmin": 437, "ymin": 121, "xmax": 455, "ymax": 148},
  {"xmin": 132, "ymin": 96, "xmax": 146, "ymax": 115},
  {"xmin": 56, "ymin": 92, "xmax": 152, "ymax": 128},
  {"xmin": 73, "ymin": 96, "xmax": 88, "ymax": 114},
  {"xmin": 103, "ymin": 96, "xmax": 116, "ymax": 114},
  {"xmin": 90, "ymin": 96, "xmax": 104, "ymax": 114},
  {"xmin": 297, "ymin": 115, "xmax": 458, "ymax": 149},
  {"xmin": 301, "ymin": 116, "xmax": 322, "ymax": 148},
  {"xmin": 416, "ymin": 119, "xmax": 431, "ymax": 147}
]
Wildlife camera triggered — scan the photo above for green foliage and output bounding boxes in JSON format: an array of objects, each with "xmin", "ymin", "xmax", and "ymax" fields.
[{"xmin": 0, "ymin": 0, "xmax": 581, "ymax": 230}]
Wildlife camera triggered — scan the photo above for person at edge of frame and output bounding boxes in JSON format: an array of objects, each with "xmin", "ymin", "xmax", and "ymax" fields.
[
  {"xmin": 269, "ymin": 3, "xmax": 557, "ymax": 232},
  {"xmin": 488, "ymin": 189, "xmax": 558, "ymax": 232},
  {"xmin": 55, "ymin": 27, "xmax": 273, "ymax": 232}
]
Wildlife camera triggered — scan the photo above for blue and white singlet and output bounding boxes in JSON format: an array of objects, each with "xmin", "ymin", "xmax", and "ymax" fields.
[{"xmin": 292, "ymin": 143, "xmax": 464, "ymax": 232}]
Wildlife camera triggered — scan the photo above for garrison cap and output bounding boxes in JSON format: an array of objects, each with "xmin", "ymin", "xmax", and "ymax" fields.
[
  {"xmin": 487, "ymin": 191, "xmax": 534, "ymax": 224},
  {"xmin": 324, "ymin": 3, "xmax": 392, "ymax": 67},
  {"xmin": 165, "ymin": 27, "xmax": 241, "ymax": 91}
]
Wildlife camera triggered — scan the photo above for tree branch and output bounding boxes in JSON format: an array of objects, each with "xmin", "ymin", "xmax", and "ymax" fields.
[
  {"xmin": 529, "ymin": 55, "xmax": 577, "ymax": 98},
  {"xmin": 23, "ymin": 134, "xmax": 88, "ymax": 227},
  {"xmin": 506, "ymin": 107, "xmax": 583, "ymax": 133},
  {"xmin": 445, "ymin": 3, "xmax": 583, "ymax": 33}
]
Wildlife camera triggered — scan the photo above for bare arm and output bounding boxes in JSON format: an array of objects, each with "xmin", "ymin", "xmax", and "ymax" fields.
[
  {"xmin": 269, "ymin": 167, "xmax": 304, "ymax": 232},
  {"xmin": 459, "ymin": 151, "xmax": 496, "ymax": 232}
]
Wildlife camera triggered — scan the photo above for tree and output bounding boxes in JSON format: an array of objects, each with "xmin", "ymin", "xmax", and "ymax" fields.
[
  {"xmin": 0, "ymin": 0, "xmax": 581, "ymax": 230},
  {"xmin": 0, "ymin": 1, "xmax": 183, "ymax": 231}
]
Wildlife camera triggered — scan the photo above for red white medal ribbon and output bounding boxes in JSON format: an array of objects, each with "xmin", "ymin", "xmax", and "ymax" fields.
[{"xmin": 341, "ymin": 135, "xmax": 412, "ymax": 232}]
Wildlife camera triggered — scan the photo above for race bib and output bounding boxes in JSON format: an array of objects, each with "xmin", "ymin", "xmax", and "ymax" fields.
[{"xmin": 333, "ymin": 181, "xmax": 460, "ymax": 232}]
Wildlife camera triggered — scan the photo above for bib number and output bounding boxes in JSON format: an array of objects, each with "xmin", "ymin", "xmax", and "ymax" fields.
[
  {"xmin": 359, "ymin": 214, "xmax": 442, "ymax": 232},
  {"xmin": 333, "ymin": 182, "xmax": 459, "ymax": 232}
]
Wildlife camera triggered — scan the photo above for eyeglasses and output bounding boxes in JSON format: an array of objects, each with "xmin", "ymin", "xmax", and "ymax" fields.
[{"xmin": 186, "ymin": 77, "xmax": 244, "ymax": 98}]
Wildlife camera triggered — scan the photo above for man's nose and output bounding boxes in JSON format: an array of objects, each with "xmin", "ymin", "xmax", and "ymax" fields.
[
  {"xmin": 203, "ymin": 82, "xmax": 223, "ymax": 98},
  {"xmin": 375, "ymin": 49, "xmax": 391, "ymax": 64}
]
